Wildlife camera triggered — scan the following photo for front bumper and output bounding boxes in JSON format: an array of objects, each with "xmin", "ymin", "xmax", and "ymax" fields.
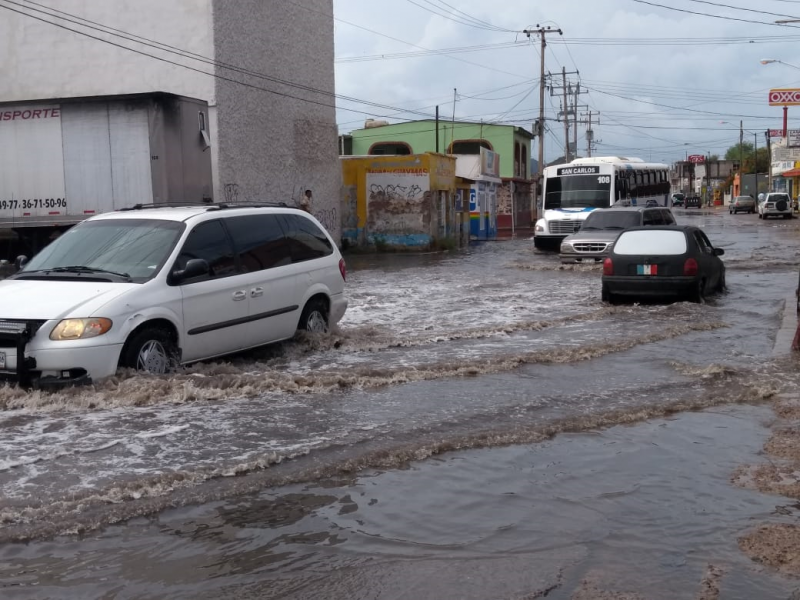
[
  {"xmin": 560, "ymin": 252, "xmax": 607, "ymax": 263},
  {"xmin": 603, "ymin": 275, "xmax": 699, "ymax": 298},
  {"xmin": 0, "ymin": 322, "xmax": 123, "ymax": 388}
]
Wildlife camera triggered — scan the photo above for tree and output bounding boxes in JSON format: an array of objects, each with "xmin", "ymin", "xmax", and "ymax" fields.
[
  {"xmin": 725, "ymin": 142, "xmax": 753, "ymax": 161},
  {"xmin": 723, "ymin": 142, "xmax": 768, "ymax": 174}
]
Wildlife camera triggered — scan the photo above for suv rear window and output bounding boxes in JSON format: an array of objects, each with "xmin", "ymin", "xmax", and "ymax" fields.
[
  {"xmin": 769, "ymin": 194, "xmax": 790, "ymax": 202},
  {"xmin": 613, "ymin": 230, "xmax": 687, "ymax": 255}
]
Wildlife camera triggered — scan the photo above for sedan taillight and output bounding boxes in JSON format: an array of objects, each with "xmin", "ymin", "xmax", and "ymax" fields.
[
  {"xmin": 339, "ymin": 258, "xmax": 347, "ymax": 281},
  {"xmin": 603, "ymin": 258, "xmax": 614, "ymax": 276},
  {"xmin": 683, "ymin": 258, "xmax": 698, "ymax": 276}
]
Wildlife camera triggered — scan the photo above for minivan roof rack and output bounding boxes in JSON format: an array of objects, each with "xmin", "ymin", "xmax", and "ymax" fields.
[{"xmin": 120, "ymin": 201, "xmax": 291, "ymax": 212}]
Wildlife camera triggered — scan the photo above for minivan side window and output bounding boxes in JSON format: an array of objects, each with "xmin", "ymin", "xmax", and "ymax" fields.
[
  {"xmin": 283, "ymin": 214, "xmax": 334, "ymax": 263},
  {"xmin": 173, "ymin": 220, "xmax": 237, "ymax": 281},
  {"xmin": 225, "ymin": 215, "xmax": 292, "ymax": 272}
]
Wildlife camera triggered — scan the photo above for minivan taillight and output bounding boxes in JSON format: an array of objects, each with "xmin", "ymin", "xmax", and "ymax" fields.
[
  {"xmin": 603, "ymin": 258, "xmax": 613, "ymax": 276},
  {"xmin": 683, "ymin": 258, "xmax": 698, "ymax": 276},
  {"xmin": 339, "ymin": 258, "xmax": 347, "ymax": 281}
]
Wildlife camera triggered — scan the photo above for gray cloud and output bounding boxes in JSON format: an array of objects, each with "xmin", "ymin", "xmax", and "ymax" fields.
[{"xmin": 333, "ymin": 0, "xmax": 800, "ymax": 163}]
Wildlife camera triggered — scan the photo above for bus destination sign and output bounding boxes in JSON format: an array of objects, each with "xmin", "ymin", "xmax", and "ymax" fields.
[{"xmin": 556, "ymin": 166, "xmax": 600, "ymax": 176}]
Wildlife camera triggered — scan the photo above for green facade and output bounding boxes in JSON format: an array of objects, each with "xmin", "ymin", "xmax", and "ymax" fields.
[{"xmin": 349, "ymin": 120, "xmax": 533, "ymax": 181}]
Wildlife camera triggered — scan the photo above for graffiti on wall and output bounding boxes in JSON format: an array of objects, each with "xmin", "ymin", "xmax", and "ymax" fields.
[
  {"xmin": 366, "ymin": 171, "xmax": 430, "ymax": 235},
  {"xmin": 223, "ymin": 183, "xmax": 243, "ymax": 203},
  {"xmin": 316, "ymin": 207, "xmax": 338, "ymax": 233}
]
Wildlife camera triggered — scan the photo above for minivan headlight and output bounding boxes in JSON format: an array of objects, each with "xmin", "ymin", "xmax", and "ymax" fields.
[{"xmin": 50, "ymin": 318, "xmax": 113, "ymax": 341}]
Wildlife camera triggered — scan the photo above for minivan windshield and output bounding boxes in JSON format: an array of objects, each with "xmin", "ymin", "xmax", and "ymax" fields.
[
  {"xmin": 22, "ymin": 219, "xmax": 185, "ymax": 282},
  {"xmin": 581, "ymin": 211, "xmax": 641, "ymax": 230}
]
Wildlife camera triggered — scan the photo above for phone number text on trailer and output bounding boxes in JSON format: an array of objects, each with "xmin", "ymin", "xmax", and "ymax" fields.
[{"xmin": 0, "ymin": 198, "xmax": 67, "ymax": 211}]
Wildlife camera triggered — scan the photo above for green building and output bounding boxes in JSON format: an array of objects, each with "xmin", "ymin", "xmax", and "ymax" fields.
[{"xmin": 345, "ymin": 120, "xmax": 536, "ymax": 233}]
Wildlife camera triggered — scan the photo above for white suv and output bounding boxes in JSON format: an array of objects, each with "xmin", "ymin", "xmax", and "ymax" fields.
[
  {"xmin": 0, "ymin": 204, "xmax": 348, "ymax": 387},
  {"xmin": 758, "ymin": 193, "xmax": 793, "ymax": 220}
]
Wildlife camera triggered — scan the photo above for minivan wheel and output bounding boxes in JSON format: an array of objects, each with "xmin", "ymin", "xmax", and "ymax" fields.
[
  {"xmin": 121, "ymin": 327, "xmax": 177, "ymax": 375},
  {"xmin": 299, "ymin": 299, "xmax": 329, "ymax": 333}
]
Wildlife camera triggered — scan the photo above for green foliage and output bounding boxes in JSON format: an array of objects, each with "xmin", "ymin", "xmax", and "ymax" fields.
[{"xmin": 723, "ymin": 143, "xmax": 769, "ymax": 173}]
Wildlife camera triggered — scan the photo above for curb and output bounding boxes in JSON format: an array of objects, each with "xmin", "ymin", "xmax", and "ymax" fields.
[{"xmin": 773, "ymin": 292, "xmax": 798, "ymax": 357}]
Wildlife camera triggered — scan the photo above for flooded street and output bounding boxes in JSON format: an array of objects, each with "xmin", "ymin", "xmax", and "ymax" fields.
[{"xmin": 3, "ymin": 209, "xmax": 800, "ymax": 599}]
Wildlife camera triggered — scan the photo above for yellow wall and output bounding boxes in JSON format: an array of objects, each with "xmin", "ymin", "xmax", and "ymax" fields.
[{"xmin": 340, "ymin": 153, "xmax": 456, "ymax": 241}]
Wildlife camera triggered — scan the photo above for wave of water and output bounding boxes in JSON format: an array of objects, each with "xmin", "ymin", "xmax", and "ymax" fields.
[{"xmin": 0, "ymin": 318, "xmax": 726, "ymax": 412}]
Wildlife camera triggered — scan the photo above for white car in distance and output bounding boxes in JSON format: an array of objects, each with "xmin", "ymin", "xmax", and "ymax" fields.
[
  {"xmin": 0, "ymin": 203, "xmax": 348, "ymax": 388},
  {"xmin": 758, "ymin": 192, "xmax": 793, "ymax": 220}
]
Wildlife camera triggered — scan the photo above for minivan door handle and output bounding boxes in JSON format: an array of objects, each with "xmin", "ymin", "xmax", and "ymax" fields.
[
  {"xmin": 232, "ymin": 290, "xmax": 247, "ymax": 302},
  {"xmin": 251, "ymin": 287, "xmax": 264, "ymax": 298}
]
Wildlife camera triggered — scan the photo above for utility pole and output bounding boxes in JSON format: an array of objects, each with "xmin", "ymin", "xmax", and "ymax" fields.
[
  {"xmin": 766, "ymin": 130, "xmax": 773, "ymax": 192},
  {"xmin": 524, "ymin": 25, "xmax": 562, "ymax": 225},
  {"xmin": 739, "ymin": 120, "xmax": 743, "ymax": 195},
  {"xmin": 579, "ymin": 110, "xmax": 599, "ymax": 157},
  {"xmin": 562, "ymin": 67, "xmax": 570, "ymax": 162},
  {"xmin": 573, "ymin": 82, "xmax": 580, "ymax": 159},
  {"xmin": 449, "ymin": 88, "xmax": 458, "ymax": 153},
  {"xmin": 551, "ymin": 68, "xmax": 582, "ymax": 161},
  {"xmin": 435, "ymin": 105, "xmax": 439, "ymax": 153}
]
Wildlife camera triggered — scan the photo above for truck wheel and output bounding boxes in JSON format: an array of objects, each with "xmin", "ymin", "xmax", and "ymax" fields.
[
  {"xmin": 298, "ymin": 298, "xmax": 329, "ymax": 333},
  {"xmin": 120, "ymin": 327, "xmax": 178, "ymax": 375}
]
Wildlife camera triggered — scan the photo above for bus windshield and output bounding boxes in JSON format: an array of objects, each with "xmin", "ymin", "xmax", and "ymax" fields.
[{"xmin": 545, "ymin": 174, "xmax": 611, "ymax": 210}]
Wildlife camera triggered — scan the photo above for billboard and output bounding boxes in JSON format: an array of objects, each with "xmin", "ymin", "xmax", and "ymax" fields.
[
  {"xmin": 769, "ymin": 89, "xmax": 800, "ymax": 106},
  {"xmin": 687, "ymin": 155, "xmax": 705, "ymax": 163}
]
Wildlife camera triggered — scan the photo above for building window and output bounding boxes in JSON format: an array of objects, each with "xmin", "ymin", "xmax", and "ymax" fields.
[
  {"xmin": 521, "ymin": 144, "xmax": 527, "ymax": 179},
  {"xmin": 368, "ymin": 142, "xmax": 412, "ymax": 156},
  {"xmin": 514, "ymin": 142, "xmax": 521, "ymax": 177},
  {"xmin": 449, "ymin": 139, "xmax": 493, "ymax": 154}
]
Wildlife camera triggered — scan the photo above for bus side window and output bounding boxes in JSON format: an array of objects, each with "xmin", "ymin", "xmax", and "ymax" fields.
[{"xmin": 629, "ymin": 172, "xmax": 638, "ymax": 197}]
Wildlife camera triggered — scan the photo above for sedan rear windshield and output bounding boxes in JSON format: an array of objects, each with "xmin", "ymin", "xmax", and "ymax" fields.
[
  {"xmin": 735, "ymin": 197, "xmax": 753, "ymax": 201},
  {"xmin": 614, "ymin": 230, "xmax": 687, "ymax": 255}
]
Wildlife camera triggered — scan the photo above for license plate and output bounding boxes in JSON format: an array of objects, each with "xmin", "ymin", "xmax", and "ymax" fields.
[
  {"xmin": 637, "ymin": 265, "xmax": 658, "ymax": 275},
  {"xmin": 0, "ymin": 352, "xmax": 5, "ymax": 370}
]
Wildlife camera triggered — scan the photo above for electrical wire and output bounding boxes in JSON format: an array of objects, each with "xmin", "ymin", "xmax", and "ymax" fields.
[{"xmin": 630, "ymin": 0, "xmax": 800, "ymax": 28}]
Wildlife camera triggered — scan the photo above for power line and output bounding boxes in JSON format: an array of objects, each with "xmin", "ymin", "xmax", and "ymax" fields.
[
  {"xmin": 404, "ymin": 0, "xmax": 513, "ymax": 32},
  {"xmin": 682, "ymin": 0, "xmax": 800, "ymax": 20},
  {"xmin": 0, "ymin": 1, "xmax": 440, "ymax": 120},
  {"xmin": 335, "ymin": 40, "xmax": 529, "ymax": 63},
  {"xmin": 282, "ymin": 0, "xmax": 528, "ymax": 80},
  {"xmin": 426, "ymin": 0, "xmax": 514, "ymax": 32},
  {"xmin": 630, "ymin": 0, "xmax": 800, "ymax": 28}
]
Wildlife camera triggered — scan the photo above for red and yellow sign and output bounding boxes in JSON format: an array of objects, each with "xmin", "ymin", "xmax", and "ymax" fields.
[{"xmin": 769, "ymin": 89, "xmax": 800, "ymax": 106}]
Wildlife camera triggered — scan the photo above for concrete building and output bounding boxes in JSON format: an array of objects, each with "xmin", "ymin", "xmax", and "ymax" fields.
[
  {"xmin": 0, "ymin": 0, "xmax": 341, "ymax": 240},
  {"xmin": 343, "ymin": 120, "xmax": 534, "ymax": 236}
]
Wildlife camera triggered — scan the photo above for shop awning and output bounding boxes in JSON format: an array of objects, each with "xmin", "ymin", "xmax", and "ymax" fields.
[{"xmin": 780, "ymin": 168, "xmax": 800, "ymax": 177}]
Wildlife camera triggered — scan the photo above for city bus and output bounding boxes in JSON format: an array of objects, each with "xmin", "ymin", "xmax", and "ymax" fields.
[{"xmin": 534, "ymin": 157, "xmax": 671, "ymax": 249}]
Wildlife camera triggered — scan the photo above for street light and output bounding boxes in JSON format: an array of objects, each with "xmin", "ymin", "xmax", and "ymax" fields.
[{"xmin": 761, "ymin": 58, "xmax": 800, "ymax": 70}]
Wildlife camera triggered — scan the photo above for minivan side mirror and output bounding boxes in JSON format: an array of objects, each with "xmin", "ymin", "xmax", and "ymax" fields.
[
  {"xmin": 713, "ymin": 247, "xmax": 725, "ymax": 256},
  {"xmin": 173, "ymin": 258, "xmax": 210, "ymax": 283},
  {"xmin": 14, "ymin": 255, "xmax": 28, "ymax": 271}
]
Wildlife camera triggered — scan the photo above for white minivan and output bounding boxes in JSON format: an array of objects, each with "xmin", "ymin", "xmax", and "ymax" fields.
[{"xmin": 0, "ymin": 204, "xmax": 348, "ymax": 387}]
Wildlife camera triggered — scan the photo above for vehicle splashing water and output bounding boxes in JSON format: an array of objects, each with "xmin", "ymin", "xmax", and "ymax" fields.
[{"xmin": 2, "ymin": 211, "xmax": 800, "ymax": 598}]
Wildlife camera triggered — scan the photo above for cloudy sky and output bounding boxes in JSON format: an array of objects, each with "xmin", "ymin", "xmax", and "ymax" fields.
[{"xmin": 332, "ymin": 0, "xmax": 800, "ymax": 164}]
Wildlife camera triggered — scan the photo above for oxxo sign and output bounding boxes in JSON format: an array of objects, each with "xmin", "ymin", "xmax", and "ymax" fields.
[{"xmin": 769, "ymin": 89, "xmax": 800, "ymax": 106}]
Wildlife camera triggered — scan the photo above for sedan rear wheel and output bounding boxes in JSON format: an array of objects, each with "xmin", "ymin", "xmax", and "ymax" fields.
[{"xmin": 689, "ymin": 279, "xmax": 706, "ymax": 304}]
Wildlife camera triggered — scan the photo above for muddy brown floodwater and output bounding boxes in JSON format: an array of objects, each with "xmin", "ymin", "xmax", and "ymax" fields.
[{"xmin": 2, "ymin": 209, "xmax": 800, "ymax": 599}]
